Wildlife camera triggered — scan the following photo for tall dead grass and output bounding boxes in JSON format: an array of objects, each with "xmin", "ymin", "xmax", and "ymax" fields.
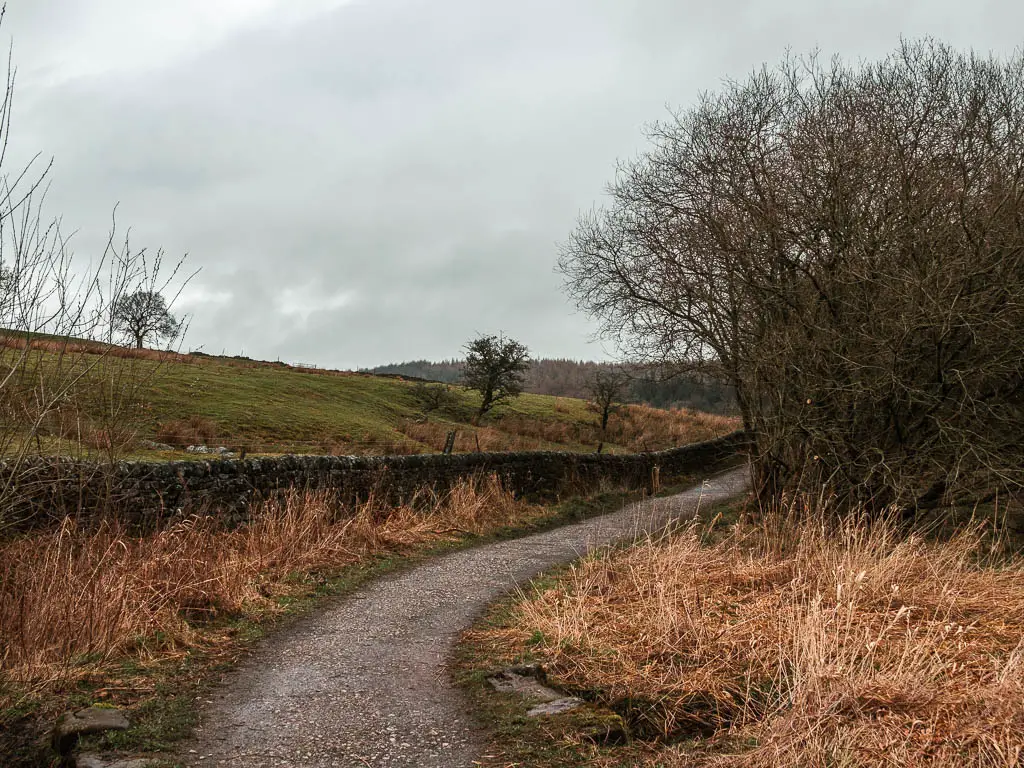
[
  {"xmin": 495, "ymin": 501, "xmax": 1024, "ymax": 767},
  {"xmin": 397, "ymin": 405, "xmax": 740, "ymax": 456},
  {"xmin": 497, "ymin": 405, "xmax": 738, "ymax": 453},
  {"xmin": 154, "ymin": 414, "xmax": 219, "ymax": 447},
  {"xmin": 0, "ymin": 334, "xmax": 193, "ymax": 365},
  {"xmin": 398, "ymin": 420, "xmax": 550, "ymax": 453},
  {"xmin": 604, "ymin": 404, "xmax": 738, "ymax": 452},
  {"xmin": 0, "ymin": 477, "xmax": 536, "ymax": 701}
]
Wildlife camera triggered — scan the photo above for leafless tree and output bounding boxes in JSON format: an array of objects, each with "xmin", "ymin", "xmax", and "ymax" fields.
[
  {"xmin": 112, "ymin": 289, "xmax": 181, "ymax": 349},
  {"xmin": 462, "ymin": 333, "xmax": 531, "ymax": 419},
  {"xmin": 559, "ymin": 40, "xmax": 1024, "ymax": 511},
  {"xmin": 0, "ymin": 12, "xmax": 193, "ymax": 527},
  {"xmin": 587, "ymin": 368, "xmax": 627, "ymax": 435}
]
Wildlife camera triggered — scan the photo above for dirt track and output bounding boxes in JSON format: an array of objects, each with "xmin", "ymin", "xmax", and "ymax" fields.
[{"xmin": 179, "ymin": 467, "xmax": 749, "ymax": 767}]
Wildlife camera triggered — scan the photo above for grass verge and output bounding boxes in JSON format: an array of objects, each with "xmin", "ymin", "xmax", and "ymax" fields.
[{"xmin": 457, "ymin": 494, "xmax": 1024, "ymax": 767}]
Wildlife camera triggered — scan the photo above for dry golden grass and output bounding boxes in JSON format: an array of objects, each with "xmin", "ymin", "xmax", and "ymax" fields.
[
  {"xmin": 486, "ymin": 501, "xmax": 1024, "ymax": 767},
  {"xmin": 154, "ymin": 414, "xmax": 219, "ymax": 447},
  {"xmin": 0, "ymin": 333, "xmax": 194, "ymax": 365},
  {"xmin": 398, "ymin": 405, "xmax": 740, "ymax": 456},
  {"xmin": 605, "ymin": 404, "xmax": 738, "ymax": 452},
  {"xmin": 399, "ymin": 419, "xmax": 552, "ymax": 453},
  {"xmin": 498, "ymin": 405, "xmax": 738, "ymax": 453},
  {"xmin": 0, "ymin": 477, "xmax": 537, "ymax": 706}
]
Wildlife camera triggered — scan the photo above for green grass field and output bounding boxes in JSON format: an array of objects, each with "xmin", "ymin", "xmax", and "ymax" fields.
[
  {"xmin": 0, "ymin": 333, "xmax": 739, "ymax": 459},
  {"xmin": 144, "ymin": 357, "xmax": 596, "ymax": 454}
]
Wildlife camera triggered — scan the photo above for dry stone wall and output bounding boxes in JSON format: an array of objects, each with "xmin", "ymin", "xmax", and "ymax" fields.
[{"xmin": 3, "ymin": 431, "xmax": 749, "ymax": 531}]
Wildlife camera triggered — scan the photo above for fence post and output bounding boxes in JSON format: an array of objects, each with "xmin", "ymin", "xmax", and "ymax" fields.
[{"xmin": 443, "ymin": 431, "xmax": 456, "ymax": 455}]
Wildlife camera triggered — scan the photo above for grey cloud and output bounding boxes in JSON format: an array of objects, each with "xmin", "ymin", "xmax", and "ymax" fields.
[{"xmin": 5, "ymin": 0, "xmax": 1024, "ymax": 367}]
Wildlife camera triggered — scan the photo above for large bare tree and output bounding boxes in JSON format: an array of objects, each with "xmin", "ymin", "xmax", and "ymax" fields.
[{"xmin": 559, "ymin": 40, "xmax": 1024, "ymax": 510}]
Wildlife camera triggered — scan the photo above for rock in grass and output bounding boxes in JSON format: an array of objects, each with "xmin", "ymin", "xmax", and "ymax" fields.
[
  {"xmin": 52, "ymin": 706, "xmax": 130, "ymax": 756},
  {"xmin": 487, "ymin": 665, "xmax": 562, "ymax": 703},
  {"xmin": 524, "ymin": 697, "xmax": 630, "ymax": 745},
  {"xmin": 139, "ymin": 440, "xmax": 174, "ymax": 451},
  {"xmin": 75, "ymin": 755, "xmax": 154, "ymax": 768},
  {"xmin": 526, "ymin": 696, "xmax": 584, "ymax": 716},
  {"xmin": 574, "ymin": 707, "xmax": 630, "ymax": 745}
]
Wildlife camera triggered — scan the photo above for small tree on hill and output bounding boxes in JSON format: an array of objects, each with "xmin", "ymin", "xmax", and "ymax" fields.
[
  {"xmin": 587, "ymin": 368, "xmax": 628, "ymax": 434},
  {"xmin": 463, "ymin": 333, "xmax": 531, "ymax": 419},
  {"xmin": 112, "ymin": 290, "xmax": 181, "ymax": 349}
]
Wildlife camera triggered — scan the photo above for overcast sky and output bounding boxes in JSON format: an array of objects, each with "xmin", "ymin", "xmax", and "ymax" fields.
[{"xmin": 3, "ymin": 1, "xmax": 1023, "ymax": 368}]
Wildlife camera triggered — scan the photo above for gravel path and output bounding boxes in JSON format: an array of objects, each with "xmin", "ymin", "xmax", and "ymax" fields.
[{"xmin": 179, "ymin": 467, "xmax": 749, "ymax": 767}]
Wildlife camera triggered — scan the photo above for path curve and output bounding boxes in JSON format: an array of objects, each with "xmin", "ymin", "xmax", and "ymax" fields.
[{"xmin": 179, "ymin": 467, "xmax": 749, "ymax": 767}]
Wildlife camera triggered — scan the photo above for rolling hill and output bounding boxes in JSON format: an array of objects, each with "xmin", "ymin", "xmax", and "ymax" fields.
[{"xmin": 0, "ymin": 333, "xmax": 740, "ymax": 460}]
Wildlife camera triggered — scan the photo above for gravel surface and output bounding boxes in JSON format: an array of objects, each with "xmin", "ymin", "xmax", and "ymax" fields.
[{"xmin": 179, "ymin": 467, "xmax": 749, "ymax": 767}]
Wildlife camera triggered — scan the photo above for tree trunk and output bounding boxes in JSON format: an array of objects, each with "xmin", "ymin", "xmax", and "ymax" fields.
[
  {"xmin": 751, "ymin": 450, "xmax": 786, "ymax": 509},
  {"xmin": 478, "ymin": 387, "xmax": 494, "ymax": 419}
]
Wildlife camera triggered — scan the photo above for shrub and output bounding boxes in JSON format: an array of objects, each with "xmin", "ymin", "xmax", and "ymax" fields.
[
  {"xmin": 559, "ymin": 41, "xmax": 1024, "ymax": 509},
  {"xmin": 155, "ymin": 415, "xmax": 218, "ymax": 447}
]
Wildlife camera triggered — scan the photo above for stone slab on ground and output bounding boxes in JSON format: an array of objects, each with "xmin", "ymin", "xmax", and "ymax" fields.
[
  {"xmin": 76, "ymin": 755, "xmax": 157, "ymax": 768},
  {"xmin": 486, "ymin": 666, "xmax": 563, "ymax": 702},
  {"xmin": 52, "ymin": 707, "xmax": 130, "ymax": 756},
  {"xmin": 526, "ymin": 697, "xmax": 584, "ymax": 716}
]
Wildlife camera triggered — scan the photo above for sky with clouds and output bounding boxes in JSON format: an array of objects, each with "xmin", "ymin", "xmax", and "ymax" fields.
[{"xmin": 3, "ymin": 0, "xmax": 1023, "ymax": 368}]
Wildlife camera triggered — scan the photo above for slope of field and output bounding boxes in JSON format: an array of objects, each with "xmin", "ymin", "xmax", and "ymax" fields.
[
  {"xmin": 0, "ymin": 334, "xmax": 740, "ymax": 459},
  {"xmin": 145, "ymin": 358, "xmax": 737, "ymax": 456}
]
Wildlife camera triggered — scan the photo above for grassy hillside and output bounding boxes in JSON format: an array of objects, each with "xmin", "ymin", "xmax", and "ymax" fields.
[
  {"xmin": 145, "ymin": 356, "xmax": 737, "ymax": 456},
  {"xmin": 0, "ymin": 334, "xmax": 739, "ymax": 459}
]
